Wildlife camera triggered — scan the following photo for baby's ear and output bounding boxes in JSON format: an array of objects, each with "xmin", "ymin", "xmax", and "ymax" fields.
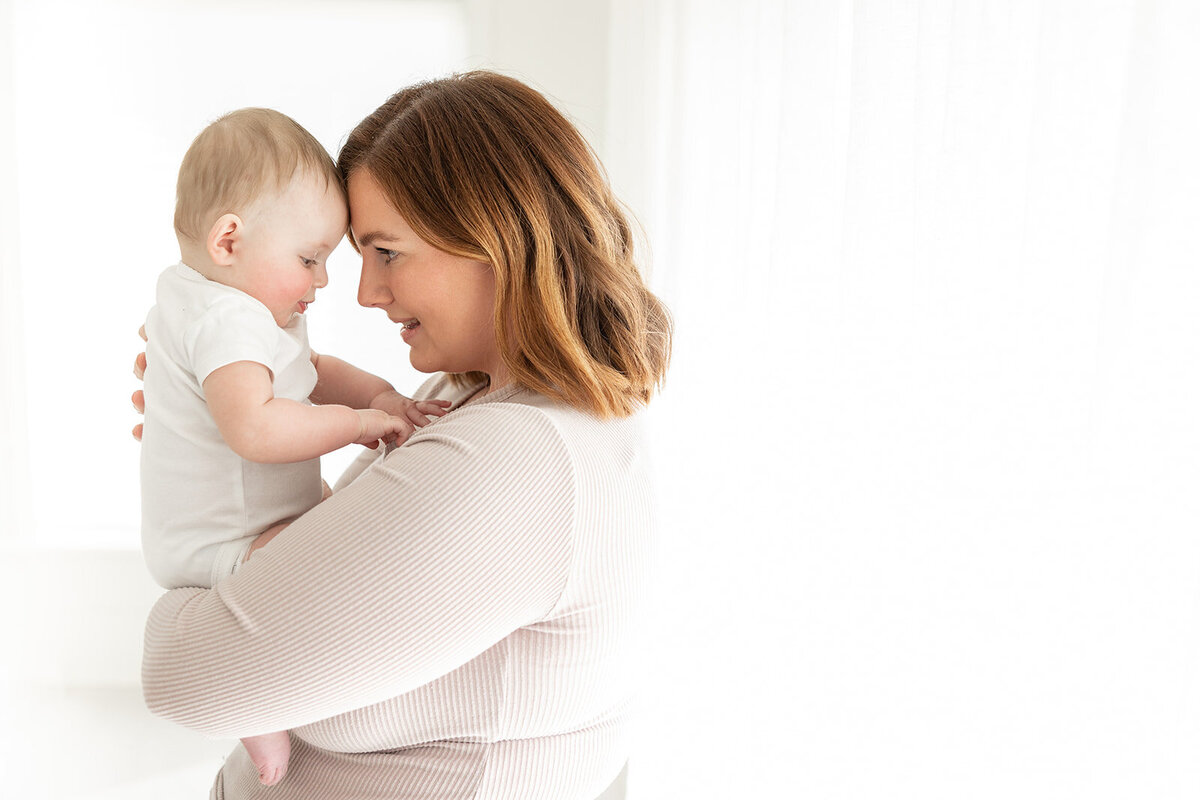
[{"xmin": 207, "ymin": 213, "xmax": 242, "ymax": 265}]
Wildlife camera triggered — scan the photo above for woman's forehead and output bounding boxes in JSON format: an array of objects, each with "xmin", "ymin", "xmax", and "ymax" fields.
[{"xmin": 348, "ymin": 174, "xmax": 417, "ymax": 243}]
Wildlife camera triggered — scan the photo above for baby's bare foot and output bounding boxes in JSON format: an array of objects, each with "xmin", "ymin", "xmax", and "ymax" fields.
[{"xmin": 241, "ymin": 730, "xmax": 291, "ymax": 786}]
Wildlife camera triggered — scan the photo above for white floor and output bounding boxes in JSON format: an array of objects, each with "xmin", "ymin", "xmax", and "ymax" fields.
[
  {"xmin": 0, "ymin": 684, "xmax": 629, "ymax": 800},
  {"xmin": 0, "ymin": 548, "xmax": 628, "ymax": 799},
  {"xmin": 2, "ymin": 684, "xmax": 236, "ymax": 800}
]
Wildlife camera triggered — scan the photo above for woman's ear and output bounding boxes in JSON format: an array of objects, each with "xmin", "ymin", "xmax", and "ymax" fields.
[{"xmin": 206, "ymin": 213, "xmax": 243, "ymax": 266}]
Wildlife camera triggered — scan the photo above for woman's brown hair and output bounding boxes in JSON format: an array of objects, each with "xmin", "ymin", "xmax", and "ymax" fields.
[{"xmin": 338, "ymin": 71, "xmax": 671, "ymax": 418}]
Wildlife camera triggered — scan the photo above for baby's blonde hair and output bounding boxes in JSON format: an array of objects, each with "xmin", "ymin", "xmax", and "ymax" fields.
[{"xmin": 174, "ymin": 107, "xmax": 345, "ymax": 243}]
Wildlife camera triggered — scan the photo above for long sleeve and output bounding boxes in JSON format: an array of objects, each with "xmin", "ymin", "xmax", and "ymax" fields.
[{"xmin": 141, "ymin": 401, "xmax": 575, "ymax": 738}]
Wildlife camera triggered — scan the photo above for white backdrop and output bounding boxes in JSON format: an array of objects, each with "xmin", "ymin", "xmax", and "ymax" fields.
[
  {"xmin": 3, "ymin": 0, "xmax": 1200, "ymax": 798},
  {"xmin": 7, "ymin": 0, "xmax": 468, "ymax": 547},
  {"xmin": 608, "ymin": 1, "xmax": 1200, "ymax": 797}
]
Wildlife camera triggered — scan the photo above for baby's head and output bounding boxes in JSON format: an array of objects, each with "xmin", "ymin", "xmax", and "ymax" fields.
[{"xmin": 175, "ymin": 108, "xmax": 349, "ymax": 326}]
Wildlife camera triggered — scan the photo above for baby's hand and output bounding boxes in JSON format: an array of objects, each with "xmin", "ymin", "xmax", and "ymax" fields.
[
  {"xmin": 353, "ymin": 409, "xmax": 415, "ymax": 448},
  {"xmin": 370, "ymin": 390, "xmax": 452, "ymax": 429}
]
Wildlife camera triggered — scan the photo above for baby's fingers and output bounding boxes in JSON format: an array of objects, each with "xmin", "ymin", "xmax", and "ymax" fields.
[
  {"xmin": 387, "ymin": 415, "xmax": 416, "ymax": 439},
  {"xmin": 381, "ymin": 422, "xmax": 415, "ymax": 446},
  {"xmin": 409, "ymin": 401, "xmax": 450, "ymax": 427},
  {"xmin": 414, "ymin": 400, "xmax": 450, "ymax": 416},
  {"xmin": 405, "ymin": 407, "xmax": 432, "ymax": 427},
  {"xmin": 134, "ymin": 352, "xmax": 147, "ymax": 380}
]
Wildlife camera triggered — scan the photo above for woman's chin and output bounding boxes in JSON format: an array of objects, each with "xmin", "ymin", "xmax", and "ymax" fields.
[{"xmin": 408, "ymin": 352, "xmax": 440, "ymax": 374}]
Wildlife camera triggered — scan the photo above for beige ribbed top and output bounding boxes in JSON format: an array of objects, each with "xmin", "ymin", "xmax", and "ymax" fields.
[{"xmin": 141, "ymin": 375, "xmax": 654, "ymax": 800}]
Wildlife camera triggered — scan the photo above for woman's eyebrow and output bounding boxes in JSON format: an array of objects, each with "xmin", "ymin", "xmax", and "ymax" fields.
[{"xmin": 354, "ymin": 231, "xmax": 398, "ymax": 248}]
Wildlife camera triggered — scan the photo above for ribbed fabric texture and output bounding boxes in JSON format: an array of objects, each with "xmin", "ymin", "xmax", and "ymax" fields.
[{"xmin": 142, "ymin": 375, "xmax": 653, "ymax": 799}]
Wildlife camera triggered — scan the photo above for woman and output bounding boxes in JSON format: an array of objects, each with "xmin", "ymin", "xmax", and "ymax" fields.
[{"xmin": 138, "ymin": 71, "xmax": 671, "ymax": 799}]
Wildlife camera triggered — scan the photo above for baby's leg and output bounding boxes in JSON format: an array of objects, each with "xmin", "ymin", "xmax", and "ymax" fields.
[{"xmin": 241, "ymin": 730, "xmax": 291, "ymax": 786}]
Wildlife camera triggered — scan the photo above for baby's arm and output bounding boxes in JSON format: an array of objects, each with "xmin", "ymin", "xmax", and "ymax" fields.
[
  {"xmin": 310, "ymin": 351, "xmax": 450, "ymax": 428},
  {"xmin": 203, "ymin": 361, "xmax": 408, "ymax": 463}
]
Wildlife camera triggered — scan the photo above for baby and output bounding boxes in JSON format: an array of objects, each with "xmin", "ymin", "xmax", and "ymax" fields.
[{"xmin": 139, "ymin": 108, "xmax": 446, "ymax": 785}]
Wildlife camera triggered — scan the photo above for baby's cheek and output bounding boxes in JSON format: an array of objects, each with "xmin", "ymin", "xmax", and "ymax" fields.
[{"xmin": 285, "ymin": 272, "xmax": 315, "ymax": 299}]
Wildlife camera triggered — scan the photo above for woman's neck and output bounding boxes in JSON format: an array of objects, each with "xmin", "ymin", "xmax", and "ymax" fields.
[{"xmin": 482, "ymin": 363, "xmax": 513, "ymax": 396}]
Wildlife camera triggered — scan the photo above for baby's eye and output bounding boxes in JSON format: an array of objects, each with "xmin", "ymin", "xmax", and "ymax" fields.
[
  {"xmin": 299, "ymin": 256, "xmax": 317, "ymax": 268},
  {"xmin": 376, "ymin": 248, "xmax": 399, "ymax": 264}
]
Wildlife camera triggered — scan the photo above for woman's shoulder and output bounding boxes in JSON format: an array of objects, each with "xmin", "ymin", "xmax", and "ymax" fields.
[
  {"xmin": 404, "ymin": 380, "xmax": 613, "ymax": 464},
  {"xmin": 407, "ymin": 382, "xmax": 574, "ymax": 458},
  {"xmin": 340, "ymin": 379, "xmax": 645, "ymax": 498},
  {"xmin": 414, "ymin": 382, "xmax": 645, "ymax": 478}
]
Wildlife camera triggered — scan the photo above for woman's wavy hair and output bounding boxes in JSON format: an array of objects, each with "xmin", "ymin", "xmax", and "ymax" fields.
[{"xmin": 337, "ymin": 71, "xmax": 671, "ymax": 418}]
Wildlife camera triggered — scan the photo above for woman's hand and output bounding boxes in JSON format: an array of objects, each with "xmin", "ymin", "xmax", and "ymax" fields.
[{"xmin": 132, "ymin": 325, "xmax": 147, "ymax": 440}]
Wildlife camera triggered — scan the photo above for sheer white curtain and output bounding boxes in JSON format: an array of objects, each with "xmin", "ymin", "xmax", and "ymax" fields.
[{"xmin": 607, "ymin": 1, "xmax": 1200, "ymax": 797}]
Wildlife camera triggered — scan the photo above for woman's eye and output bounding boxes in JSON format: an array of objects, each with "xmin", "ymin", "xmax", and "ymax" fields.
[{"xmin": 376, "ymin": 248, "xmax": 399, "ymax": 264}]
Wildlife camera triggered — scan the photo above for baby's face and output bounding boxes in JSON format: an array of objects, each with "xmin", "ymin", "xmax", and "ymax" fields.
[{"xmin": 233, "ymin": 171, "xmax": 349, "ymax": 327}]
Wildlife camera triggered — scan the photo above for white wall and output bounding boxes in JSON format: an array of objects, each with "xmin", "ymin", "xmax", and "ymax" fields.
[
  {"xmin": 603, "ymin": 2, "xmax": 1200, "ymax": 798},
  {"xmin": 0, "ymin": 2, "xmax": 478, "ymax": 705},
  {"xmin": 0, "ymin": 0, "xmax": 31, "ymax": 547},
  {"xmin": 0, "ymin": 0, "xmax": 622, "ymax": 677},
  {"xmin": 10, "ymin": 0, "xmax": 472, "ymax": 549},
  {"xmin": 464, "ymin": 0, "xmax": 611, "ymax": 155}
]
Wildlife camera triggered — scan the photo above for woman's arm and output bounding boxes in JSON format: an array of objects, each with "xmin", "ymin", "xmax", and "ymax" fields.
[{"xmin": 141, "ymin": 402, "xmax": 575, "ymax": 738}]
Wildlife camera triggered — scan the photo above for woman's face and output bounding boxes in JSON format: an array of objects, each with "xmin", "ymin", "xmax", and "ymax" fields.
[{"xmin": 348, "ymin": 170, "xmax": 505, "ymax": 382}]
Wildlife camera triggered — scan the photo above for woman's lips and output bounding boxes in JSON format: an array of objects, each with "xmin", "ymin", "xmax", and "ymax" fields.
[{"xmin": 400, "ymin": 320, "xmax": 420, "ymax": 342}]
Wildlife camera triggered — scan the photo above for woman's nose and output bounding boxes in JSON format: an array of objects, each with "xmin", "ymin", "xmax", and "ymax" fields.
[{"xmin": 357, "ymin": 258, "xmax": 391, "ymax": 308}]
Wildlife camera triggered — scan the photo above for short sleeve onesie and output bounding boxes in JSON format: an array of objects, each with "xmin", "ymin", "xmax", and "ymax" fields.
[{"xmin": 140, "ymin": 262, "xmax": 323, "ymax": 589}]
